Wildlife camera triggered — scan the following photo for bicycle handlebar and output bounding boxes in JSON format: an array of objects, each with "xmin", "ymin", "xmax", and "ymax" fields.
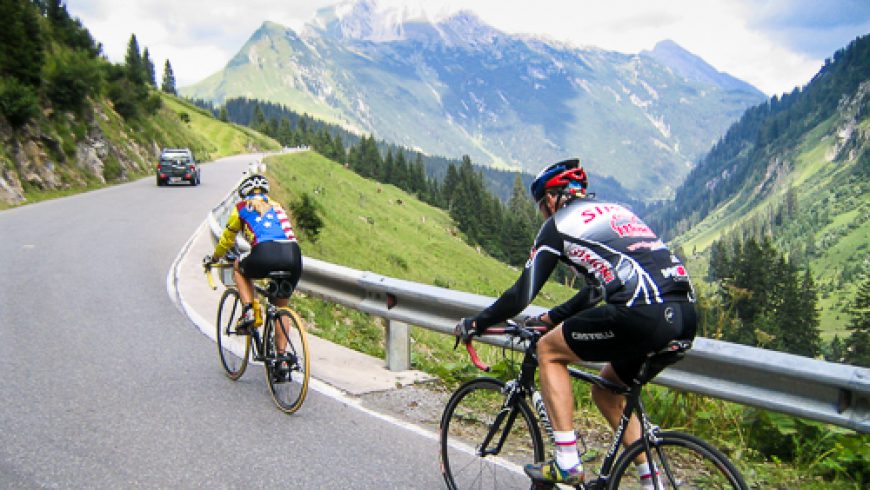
[
  {"xmin": 202, "ymin": 258, "xmax": 233, "ymax": 291},
  {"xmin": 456, "ymin": 319, "xmax": 549, "ymax": 372}
]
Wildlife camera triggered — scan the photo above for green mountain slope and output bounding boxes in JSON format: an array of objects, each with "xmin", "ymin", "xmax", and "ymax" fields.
[
  {"xmin": 655, "ymin": 36, "xmax": 870, "ymax": 339},
  {"xmin": 264, "ymin": 150, "xmax": 574, "ymax": 303}
]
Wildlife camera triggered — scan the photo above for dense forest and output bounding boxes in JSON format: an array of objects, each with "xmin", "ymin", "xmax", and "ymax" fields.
[{"xmin": 0, "ymin": 0, "xmax": 168, "ymax": 129}]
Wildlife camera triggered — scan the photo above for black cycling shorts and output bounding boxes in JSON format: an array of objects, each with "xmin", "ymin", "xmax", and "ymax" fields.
[
  {"xmin": 239, "ymin": 241, "xmax": 302, "ymax": 288},
  {"xmin": 561, "ymin": 302, "xmax": 696, "ymax": 384}
]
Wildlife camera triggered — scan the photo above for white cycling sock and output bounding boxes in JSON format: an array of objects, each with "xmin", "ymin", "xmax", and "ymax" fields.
[
  {"xmin": 636, "ymin": 462, "xmax": 662, "ymax": 489},
  {"xmin": 554, "ymin": 430, "xmax": 581, "ymax": 471}
]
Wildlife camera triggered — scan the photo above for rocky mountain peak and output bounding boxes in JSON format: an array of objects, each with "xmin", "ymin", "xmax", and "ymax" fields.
[
  {"xmin": 308, "ymin": 0, "xmax": 498, "ymax": 46},
  {"xmin": 643, "ymin": 39, "xmax": 758, "ymax": 93}
]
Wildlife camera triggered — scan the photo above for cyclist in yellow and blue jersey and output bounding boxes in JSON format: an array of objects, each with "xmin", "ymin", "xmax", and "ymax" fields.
[{"xmin": 206, "ymin": 174, "xmax": 302, "ymax": 353}]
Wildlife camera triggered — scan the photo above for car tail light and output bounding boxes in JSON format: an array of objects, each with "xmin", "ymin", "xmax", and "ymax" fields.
[
  {"xmin": 159, "ymin": 173, "xmax": 167, "ymax": 178},
  {"xmin": 185, "ymin": 173, "xmax": 191, "ymax": 179}
]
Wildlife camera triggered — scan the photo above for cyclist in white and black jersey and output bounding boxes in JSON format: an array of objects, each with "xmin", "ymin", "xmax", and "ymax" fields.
[{"xmin": 456, "ymin": 158, "xmax": 696, "ymax": 488}]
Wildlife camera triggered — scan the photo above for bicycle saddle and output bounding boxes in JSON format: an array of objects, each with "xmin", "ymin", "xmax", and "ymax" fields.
[{"xmin": 635, "ymin": 339, "xmax": 693, "ymax": 384}]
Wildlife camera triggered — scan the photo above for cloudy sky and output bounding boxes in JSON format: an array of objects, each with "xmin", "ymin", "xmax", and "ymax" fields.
[{"xmin": 67, "ymin": 0, "xmax": 870, "ymax": 96}]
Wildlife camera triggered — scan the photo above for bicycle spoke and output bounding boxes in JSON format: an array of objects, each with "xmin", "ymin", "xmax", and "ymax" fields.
[
  {"xmin": 610, "ymin": 432, "xmax": 746, "ymax": 489},
  {"xmin": 264, "ymin": 309, "xmax": 310, "ymax": 414},
  {"xmin": 216, "ymin": 289, "xmax": 250, "ymax": 380},
  {"xmin": 440, "ymin": 378, "xmax": 544, "ymax": 489}
]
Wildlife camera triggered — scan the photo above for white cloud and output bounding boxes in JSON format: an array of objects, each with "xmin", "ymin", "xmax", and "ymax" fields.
[{"xmin": 67, "ymin": 0, "xmax": 869, "ymax": 94}]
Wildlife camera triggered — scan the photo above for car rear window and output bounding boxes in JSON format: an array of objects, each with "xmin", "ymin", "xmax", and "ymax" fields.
[{"xmin": 161, "ymin": 156, "xmax": 190, "ymax": 164}]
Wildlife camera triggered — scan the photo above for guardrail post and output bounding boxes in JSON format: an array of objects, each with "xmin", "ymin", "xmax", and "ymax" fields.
[{"xmin": 386, "ymin": 319, "xmax": 410, "ymax": 371}]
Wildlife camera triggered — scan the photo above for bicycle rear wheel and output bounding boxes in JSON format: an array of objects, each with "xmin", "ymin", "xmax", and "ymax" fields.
[
  {"xmin": 439, "ymin": 378, "xmax": 545, "ymax": 490},
  {"xmin": 216, "ymin": 288, "xmax": 251, "ymax": 380},
  {"xmin": 609, "ymin": 431, "xmax": 748, "ymax": 489},
  {"xmin": 263, "ymin": 308, "xmax": 310, "ymax": 414}
]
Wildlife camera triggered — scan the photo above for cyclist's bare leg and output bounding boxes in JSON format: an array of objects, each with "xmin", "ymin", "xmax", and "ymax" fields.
[
  {"xmin": 537, "ymin": 326, "xmax": 582, "ymax": 431},
  {"xmin": 233, "ymin": 260, "xmax": 255, "ymax": 305},
  {"xmin": 540, "ymin": 330, "xmax": 649, "ymax": 464},
  {"xmin": 273, "ymin": 297, "xmax": 289, "ymax": 354},
  {"xmin": 591, "ymin": 364, "xmax": 647, "ymax": 463}
]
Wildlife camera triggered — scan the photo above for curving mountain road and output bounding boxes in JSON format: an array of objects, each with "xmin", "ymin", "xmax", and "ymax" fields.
[{"xmin": 0, "ymin": 154, "xmax": 443, "ymax": 488}]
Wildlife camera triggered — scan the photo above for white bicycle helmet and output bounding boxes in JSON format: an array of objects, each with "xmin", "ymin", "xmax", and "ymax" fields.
[{"xmin": 238, "ymin": 174, "xmax": 269, "ymax": 198}]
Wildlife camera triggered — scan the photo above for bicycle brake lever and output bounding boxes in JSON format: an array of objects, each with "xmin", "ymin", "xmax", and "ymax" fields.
[{"xmin": 453, "ymin": 318, "xmax": 470, "ymax": 349}]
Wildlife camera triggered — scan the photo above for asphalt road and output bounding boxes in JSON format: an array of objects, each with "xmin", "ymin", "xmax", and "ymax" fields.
[{"xmin": 0, "ymin": 154, "xmax": 444, "ymax": 488}]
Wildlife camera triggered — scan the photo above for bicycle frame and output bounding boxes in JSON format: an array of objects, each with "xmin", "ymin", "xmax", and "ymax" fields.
[
  {"xmin": 206, "ymin": 262, "xmax": 289, "ymax": 362},
  {"xmin": 462, "ymin": 322, "xmax": 675, "ymax": 489}
]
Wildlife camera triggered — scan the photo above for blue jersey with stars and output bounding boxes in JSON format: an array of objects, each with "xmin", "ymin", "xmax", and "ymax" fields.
[{"xmin": 212, "ymin": 194, "xmax": 296, "ymax": 259}]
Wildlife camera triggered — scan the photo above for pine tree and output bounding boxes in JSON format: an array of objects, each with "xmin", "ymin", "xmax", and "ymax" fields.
[
  {"xmin": 124, "ymin": 34, "xmax": 144, "ymax": 85},
  {"xmin": 45, "ymin": 0, "xmax": 99, "ymax": 55},
  {"xmin": 773, "ymin": 260, "xmax": 816, "ymax": 356},
  {"xmin": 393, "ymin": 150, "xmax": 408, "ymax": 188},
  {"xmin": 0, "ymin": 0, "xmax": 44, "ymax": 87},
  {"xmin": 503, "ymin": 174, "xmax": 538, "ymax": 264},
  {"xmin": 142, "ymin": 47, "xmax": 156, "ymax": 86},
  {"xmin": 251, "ymin": 104, "xmax": 267, "ymax": 134},
  {"xmin": 411, "ymin": 154, "xmax": 427, "ymax": 195},
  {"xmin": 331, "ymin": 134, "xmax": 346, "ymax": 163},
  {"xmin": 382, "ymin": 149, "xmax": 395, "ymax": 183},
  {"xmin": 442, "ymin": 164, "xmax": 460, "ymax": 209},
  {"xmin": 290, "ymin": 193, "xmax": 324, "ymax": 242},
  {"xmin": 161, "ymin": 59, "xmax": 176, "ymax": 94},
  {"xmin": 793, "ymin": 268, "xmax": 821, "ymax": 356},
  {"xmin": 707, "ymin": 239, "xmax": 729, "ymax": 282},
  {"xmin": 844, "ymin": 277, "xmax": 870, "ymax": 367},
  {"xmin": 828, "ymin": 335, "xmax": 845, "ymax": 363}
]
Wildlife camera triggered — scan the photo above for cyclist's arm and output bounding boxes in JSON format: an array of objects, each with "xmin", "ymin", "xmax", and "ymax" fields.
[
  {"xmin": 547, "ymin": 282, "xmax": 603, "ymax": 325},
  {"xmin": 213, "ymin": 206, "xmax": 243, "ymax": 260},
  {"xmin": 472, "ymin": 218, "xmax": 562, "ymax": 330}
]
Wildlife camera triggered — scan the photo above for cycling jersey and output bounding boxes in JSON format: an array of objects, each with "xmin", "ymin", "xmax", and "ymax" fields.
[
  {"xmin": 213, "ymin": 195, "xmax": 296, "ymax": 260},
  {"xmin": 473, "ymin": 198, "xmax": 694, "ymax": 330}
]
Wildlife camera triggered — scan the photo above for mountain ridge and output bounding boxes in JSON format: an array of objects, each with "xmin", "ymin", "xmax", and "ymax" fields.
[
  {"xmin": 182, "ymin": 1, "xmax": 766, "ymax": 200},
  {"xmin": 652, "ymin": 34, "xmax": 870, "ymax": 337}
]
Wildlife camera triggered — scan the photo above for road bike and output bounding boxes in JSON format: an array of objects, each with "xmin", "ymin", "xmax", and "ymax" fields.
[
  {"xmin": 440, "ymin": 320, "xmax": 748, "ymax": 489},
  {"xmin": 204, "ymin": 256, "xmax": 310, "ymax": 414}
]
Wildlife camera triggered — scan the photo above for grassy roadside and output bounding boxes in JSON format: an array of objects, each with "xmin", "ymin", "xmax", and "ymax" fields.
[{"xmin": 263, "ymin": 150, "xmax": 576, "ymax": 380}]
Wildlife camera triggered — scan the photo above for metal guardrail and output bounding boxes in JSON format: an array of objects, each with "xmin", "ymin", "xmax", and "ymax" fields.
[{"xmin": 205, "ymin": 167, "xmax": 869, "ymax": 433}]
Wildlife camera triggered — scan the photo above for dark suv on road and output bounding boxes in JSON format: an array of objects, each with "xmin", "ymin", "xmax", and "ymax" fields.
[{"xmin": 156, "ymin": 148, "xmax": 200, "ymax": 186}]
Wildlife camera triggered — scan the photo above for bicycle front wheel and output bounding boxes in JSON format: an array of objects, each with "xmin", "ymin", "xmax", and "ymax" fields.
[
  {"xmin": 263, "ymin": 308, "xmax": 310, "ymax": 414},
  {"xmin": 609, "ymin": 431, "xmax": 748, "ymax": 489},
  {"xmin": 216, "ymin": 288, "xmax": 250, "ymax": 380},
  {"xmin": 439, "ymin": 378, "xmax": 545, "ymax": 490}
]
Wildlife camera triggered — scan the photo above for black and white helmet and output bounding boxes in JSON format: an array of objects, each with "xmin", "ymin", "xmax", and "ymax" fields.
[{"xmin": 238, "ymin": 174, "xmax": 269, "ymax": 198}]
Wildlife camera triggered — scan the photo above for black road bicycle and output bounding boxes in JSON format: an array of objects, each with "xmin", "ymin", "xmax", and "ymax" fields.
[
  {"xmin": 439, "ymin": 320, "xmax": 748, "ymax": 489},
  {"xmin": 204, "ymin": 257, "xmax": 310, "ymax": 414}
]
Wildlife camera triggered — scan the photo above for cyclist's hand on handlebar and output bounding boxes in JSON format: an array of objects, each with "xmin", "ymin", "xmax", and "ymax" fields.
[
  {"xmin": 202, "ymin": 254, "xmax": 217, "ymax": 270},
  {"xmin": 523, "ymin": 313, "xmax": 553, "ymax": 331},
  {"xmin": 453, "ymin": 317, "xmax": 477, "ymax": 349}
]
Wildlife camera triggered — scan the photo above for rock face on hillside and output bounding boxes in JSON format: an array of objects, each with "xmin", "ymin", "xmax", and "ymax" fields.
[
  {"xmin": 0, "ymin": 107, "xmax": 156, "ymax": 206},
  {"xmin": 828, "ymin": 80, "xmax": 870, "ymax": 162}
]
